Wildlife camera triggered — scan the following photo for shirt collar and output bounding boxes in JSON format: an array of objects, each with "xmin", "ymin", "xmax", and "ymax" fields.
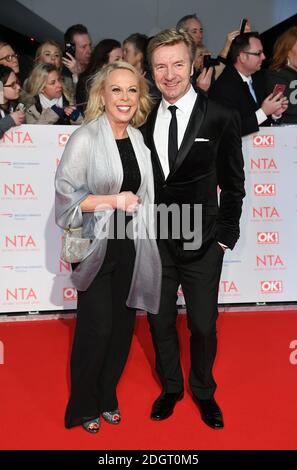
[
  {"xmin": 237, "ymin": 70, "xmax": 252, "ymax": 83},
  {"xmin": 160, "ymin": 85, "xmax": 197, "ymax": 115}
]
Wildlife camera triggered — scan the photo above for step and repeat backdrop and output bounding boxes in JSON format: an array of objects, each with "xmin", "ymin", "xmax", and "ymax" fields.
[{"xmin": 0, "ymin": 125, "xmax": 296, "ymax": 313}]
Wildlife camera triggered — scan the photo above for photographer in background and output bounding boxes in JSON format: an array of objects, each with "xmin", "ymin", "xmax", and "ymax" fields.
[
  {"xmin": 61, "ymin": 24, "xmax": 92, "ymax": 93},
  {"xmin": 210, "ymin": 32, "xmax": 288, "ymax": 136},
  {"xmin": 0, "ymin": 65, "xmax": 25, "ymax": 139}
]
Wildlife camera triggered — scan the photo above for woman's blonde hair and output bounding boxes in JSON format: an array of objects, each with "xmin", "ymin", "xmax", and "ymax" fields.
[
  {"xmin": 270, "ymin": 26, "xmax": 297, "ymax": 71},
  {"xmin": 35, "ymin": 40, "xmax": 63, "ymax": 68},
  {"xmin": 26, "ymin": 63, "xmax": 71, "ymax": 101},
  {"xmin": 84, "ymin": 60, "xmax": 153, "ymax": 127}
]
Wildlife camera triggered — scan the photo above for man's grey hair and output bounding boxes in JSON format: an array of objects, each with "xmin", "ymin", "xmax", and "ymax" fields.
[{"xmin": 176, "ymin": 13, "xmax": 202, "ymax": 31}]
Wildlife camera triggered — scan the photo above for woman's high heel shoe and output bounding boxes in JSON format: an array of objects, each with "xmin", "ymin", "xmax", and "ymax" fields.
[
  {"xmin": 102, "ymin": 409, "xmax": 121, "ymax": 425},
  {"xmin": 82, "ymin": 417, "xmax": 100, "ymax": 433}
]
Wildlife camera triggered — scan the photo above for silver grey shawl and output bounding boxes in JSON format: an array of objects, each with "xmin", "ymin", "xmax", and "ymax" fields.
[{"xmin": 55, "ymin": 113, "xmax": 161, "ymax": 314}]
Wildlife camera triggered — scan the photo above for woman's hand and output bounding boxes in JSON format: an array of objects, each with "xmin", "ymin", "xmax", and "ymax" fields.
[
  {"xmin": 64, "ymin": 105, "xmax": 77, "ymax": 116},
  {"xmin": 117, "ymin": 191, "xmax": 141, "ymax": 213},
  {"xmin": 80, "ymin": 193, "xmax": 141, "ymax": 213},
  {"xmin": 10, "ymin": 110, "xmax": 25, "ymax": 126}
]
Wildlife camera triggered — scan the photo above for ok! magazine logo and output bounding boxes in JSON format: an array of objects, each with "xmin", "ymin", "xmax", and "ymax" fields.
[
  {"xmin": 260, "ymin": 280, "xmax": 283, "ymax": 293},
  {"xmin": 254, "ymin": 183, "xmax": 276, "ymax": 196},
  {"xmin": 253, "ymin": 135, "xmax": 275, "ymax": 147},
  {"xmin": 63, "ymin": 287, "xmax": 77, "ymax": 301},
  {"xmin": 58, "ymin": 133, "xmax": 71, "ymax": 147},
  {"xmin": 257, "ymin": 232, "xmax": 279, "ymax": 244}
]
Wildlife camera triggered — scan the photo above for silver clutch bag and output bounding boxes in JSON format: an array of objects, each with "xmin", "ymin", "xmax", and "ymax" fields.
[{"xmin": 60, "ymin": 207, "xmax": 91, "ymax": 263}]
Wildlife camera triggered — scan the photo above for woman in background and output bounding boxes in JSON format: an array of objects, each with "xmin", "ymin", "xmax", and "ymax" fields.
[
  {"xmin": 23, "ymin": 63, "xmax": 81, "ymax": 125},
  {"xmin": 0, "ymin": 42, "xmax": 20, "ymax": 75},
  {"xmin": 0, "ymin": 64, "xmax": 25, "ymax": 138},
  {"xmin": 76, "ymin": 39, "xmax": 122, "ymax": 113},
  {"xmin": 267, "ymin": 26, "xmax": 297, "ymax": 124}
]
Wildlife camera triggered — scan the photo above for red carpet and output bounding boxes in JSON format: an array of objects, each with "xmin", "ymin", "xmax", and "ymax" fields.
[{"xmin": 0, "ymin": 310, "xmax": 296, "ymax": 450}]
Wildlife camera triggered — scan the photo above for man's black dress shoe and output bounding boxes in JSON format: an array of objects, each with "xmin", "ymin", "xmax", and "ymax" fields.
[
  {"xmin": 151, "ymin": 391, "xmax": 184, "ymax": 420},
  {"xmin": 193, "ymin": 396, "xmax": 224, "ymax": 429}
]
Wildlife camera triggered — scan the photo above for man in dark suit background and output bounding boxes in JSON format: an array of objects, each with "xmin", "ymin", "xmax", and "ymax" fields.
[
  {"xmin": 210, "ymin": 32, "xmax": 288, "ymax": 136},
  {"xmin": 143, "ymin": 28, "xmax": 245, "ymax": 429}
]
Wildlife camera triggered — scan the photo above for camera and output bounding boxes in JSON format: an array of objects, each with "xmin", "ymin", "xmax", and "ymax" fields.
[
  {"xmin": 203, "ymin": 54, "xmax": 220, "ymax": 69},
  {"xmin": 65, "ymin": 42, "xmax": 76, "ymax": 57}
]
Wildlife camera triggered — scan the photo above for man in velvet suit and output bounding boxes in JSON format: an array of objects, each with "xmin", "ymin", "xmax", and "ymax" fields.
[
  {"xmin": 210, "ymin": 32, "xmax": 288, "ymax": 136},
  {"xmin": 143, "ymin": 28, "xmax": 245, "ymax": 429}
]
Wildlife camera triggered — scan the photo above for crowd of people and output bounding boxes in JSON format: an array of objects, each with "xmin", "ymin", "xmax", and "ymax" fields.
[
  {"xmin": 1, "ymin": 17, "xmax": 296, "ymax": 139},
  {"xmin": 1, "ymin": 14, "xmax": 297, "ymax": 435}
]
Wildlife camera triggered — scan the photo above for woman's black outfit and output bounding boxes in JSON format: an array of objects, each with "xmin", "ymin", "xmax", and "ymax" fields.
[{"xmin": 65, "ymin": 137, "xmax": 141, "ymax": 428}]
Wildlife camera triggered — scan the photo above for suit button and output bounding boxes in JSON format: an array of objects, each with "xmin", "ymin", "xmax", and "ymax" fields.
[{"xmin": 163, "ymin": 184, "xmax": 167, "ymax": 188}]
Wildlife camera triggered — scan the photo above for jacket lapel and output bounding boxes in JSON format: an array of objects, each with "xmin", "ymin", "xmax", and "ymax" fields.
[
  {"xmin": 167, "ymin": 92, "xmax": 207, "ymax": 182},
  {"xmin": 146, "ymin": 102, "xmax": 165, "ymax": 180}
]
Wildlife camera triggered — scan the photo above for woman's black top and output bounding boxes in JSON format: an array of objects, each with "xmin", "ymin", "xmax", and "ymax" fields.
[{"xmin": 116, "ymin": 137, "xmax": 141, "ymax": 193}]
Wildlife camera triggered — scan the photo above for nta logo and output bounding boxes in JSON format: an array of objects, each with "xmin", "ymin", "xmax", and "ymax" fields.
[
  {"xmin": 252, "ymin": 207, "xmax": 280, "ymax": 219},
  {"xmin": 6, "ymin": 287, "xmax": 37, "ymax": 301},
  {"xmin": 256, "ymin": 255, "xmax": 284, "ymax": 268},
  {"xmin": 3, "ymin": 184, "xmax": 35, "ymax": 197},
  {"xmin": 250, "ymin": 158, "xmax": 277, "ymax": 171},
  {"xmin": 4, "ymin": 235, "xmax": 36, "ymax": 248},
  {"xmin": 0, "ymin": 130, "xmax": 33, "ymax": 144}
]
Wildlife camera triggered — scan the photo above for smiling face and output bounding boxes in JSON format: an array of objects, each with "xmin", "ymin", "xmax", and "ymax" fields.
[
  {"xmin": 151, "ymin": 41, "xmax": 193, "ymax": 103},
  {"xmin": 41, "ymin": 70, "xmax": 63, "ymax": 99},
  {"xmin": 101, "ymin": 68, "xmax": 140, "ymax": 135}
]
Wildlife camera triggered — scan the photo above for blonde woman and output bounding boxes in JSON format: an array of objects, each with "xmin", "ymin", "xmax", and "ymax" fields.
[
  {"xmin": 32, "ymin": 40, "xmax": 74, "ymax": 95},
  {"xmin": 55, "ymin": 61, "xmax": 161, "ymax": 433},
  {"xmin": 35, "ymin": 40, "xmax": 63, "ymax": 69},
  {"xmin": 23, "ymin": 63, "xmax": 81, "ymax": 124}
]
